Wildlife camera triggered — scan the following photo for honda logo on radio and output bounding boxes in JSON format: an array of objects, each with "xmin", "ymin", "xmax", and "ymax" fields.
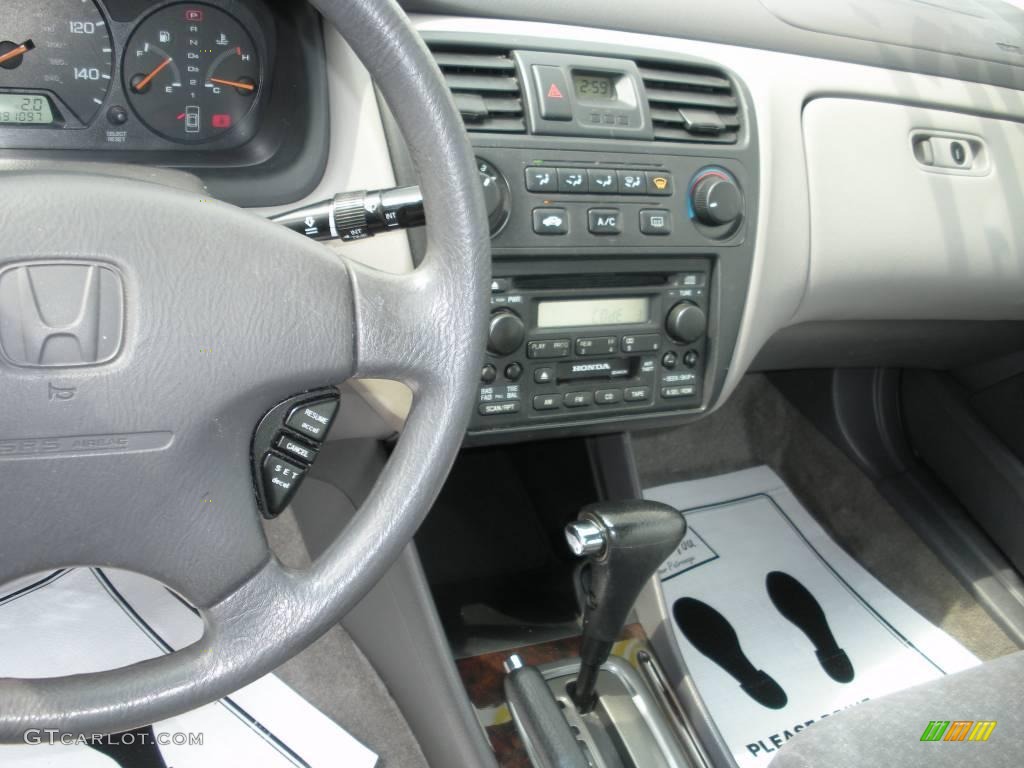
[{"xmin": 0, "ymin": 262, "xmax": 124, "ymax": 367}]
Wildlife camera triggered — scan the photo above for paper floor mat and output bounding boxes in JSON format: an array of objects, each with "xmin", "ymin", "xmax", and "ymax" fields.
[
  {"xmin": 645, "ymin": 466, "xmax": 978, "ymax": 768},
  {"xmin": 0, "ymin": 567, "xmax": 377, "ymax": 767}
]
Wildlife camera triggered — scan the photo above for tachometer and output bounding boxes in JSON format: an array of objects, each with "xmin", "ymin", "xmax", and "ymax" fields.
[
  {"xmin": 124, "ymin": 3, "xmax": 260, "ymax": 143},
  {"xmin": 0, "ymin": 0, "xmax": 114, "ymax": 125}
]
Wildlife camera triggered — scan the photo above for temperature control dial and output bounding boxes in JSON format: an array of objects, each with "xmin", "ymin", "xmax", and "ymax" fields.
[
  {"xmin": 478, "ymin": 158, "xmax": 511, "ymax": 236},
  {"xmin": 690, "ymin": 170, "xmax": 742, "ymax": 227}
]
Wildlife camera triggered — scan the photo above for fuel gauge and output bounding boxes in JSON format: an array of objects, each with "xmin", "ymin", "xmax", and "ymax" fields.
[{"xmin": 124, "ymin": 3, "xmax": 259, "ymax": 142}]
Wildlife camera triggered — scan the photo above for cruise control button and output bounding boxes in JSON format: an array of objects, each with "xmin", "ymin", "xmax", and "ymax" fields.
[
  {"xmin": 595, "ymin": 389, "xmax": 622, "ymax": 405},
  {"xmin": 557, "ymin": 168, "xmax": 588, "ymax": 193},
  {"xmin": 640, "ymin": 209, "xmax": 672, "ymax": 235},
  {"xmin": 528, "ymin": 339, "xmax": 571, "ymax": 358},
  {"xmin": 285, "ymin": 399, "xmax": 338, "ymax": 443},
  {"xmin": 275, "ymin": 434, "xmax": 319, "ymax": 464},
  {"xmin": 525, "ymin": 167, "xmax": 557, "ymax": 192},
  {"xmin": 479, "ymin": 401, "xmax": 521, "ymax": 416},
  {"xmin": 564, "ymin": 391, "xmax": 594, "ymax": 408},
  {"xmin": 262, "ymin": 453, "xmax": 306, "ymax": 515},
  {"xmin": 587, "ymin": 209, "xmax": 622, "ymax": 235},
  {"xmin": 621, "ymin": 334, "xmax": 661, "ymax": 353},
  {"xmin": 533, "ymin": 207, "xmax": 568, "ymax": 235},
  {"xmin": 533, "ymin": 394, "xmax": 560, "ymax": 411},
  {"xmin": 588, "ymin": 169, "xmax": 618, "ymax": 193},
  {"xmin": 617, "ymin": 171, "xmax": 646, "ymax": 194},
  {"xmin": 576, "ymin": 336, "xmax": 617, "ymax": 356},
  {"xmin": 624, "ymin": 386, "xmax": 651, "ymax": 402},
  {"xmin": 646, "ymin": 172, "xmax": 673, "ymax": 195}
]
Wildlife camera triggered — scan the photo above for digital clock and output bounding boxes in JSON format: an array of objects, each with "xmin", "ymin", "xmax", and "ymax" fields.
[{"xmin": 573, "ymin": 74, "xmax": 616, "ymax": 100}]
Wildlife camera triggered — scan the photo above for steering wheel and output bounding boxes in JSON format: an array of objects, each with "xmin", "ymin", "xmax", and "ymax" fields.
[{"xmin": 0, "ymin": 0, "xmax": 488, "ymax": 740}]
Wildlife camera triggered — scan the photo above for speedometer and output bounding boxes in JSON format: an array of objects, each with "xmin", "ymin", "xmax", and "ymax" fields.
[{"xmin": 0, "ymin": 0, "xmax": 114, "ymax": 125}]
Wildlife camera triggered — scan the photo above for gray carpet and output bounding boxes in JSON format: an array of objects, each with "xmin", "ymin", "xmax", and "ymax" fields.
[
  {"xmin": 263, "ymin": 510, "xmax": 429, "ymax": 768},
  {"xmin": 631, "ymin": 373, "xmax": 1019, "ymax": 662}
]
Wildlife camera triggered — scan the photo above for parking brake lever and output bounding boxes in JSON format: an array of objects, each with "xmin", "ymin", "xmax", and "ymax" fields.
[
  {"xmin": 270, "ymin": 185, "xmax": 424, "ymax": 242},
  {"xmin": 565, "ymin": 500, "xmax": 687, "ymax": 713}
]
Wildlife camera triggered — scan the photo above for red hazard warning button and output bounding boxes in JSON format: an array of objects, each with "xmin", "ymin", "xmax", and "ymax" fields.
[{"xmin": 532, "ymin": 65, "xmax": 573, "ymax": 122}]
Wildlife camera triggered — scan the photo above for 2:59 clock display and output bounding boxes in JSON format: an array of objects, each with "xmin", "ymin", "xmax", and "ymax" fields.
[{"xmin": 573, "ymin": 74, "xmax": 616, "ymax": 100}]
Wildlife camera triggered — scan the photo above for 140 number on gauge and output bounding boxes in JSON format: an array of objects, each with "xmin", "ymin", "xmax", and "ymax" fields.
[{"xmin": 124, "ymin": 3, "xmax": 259, "ymax": 142}]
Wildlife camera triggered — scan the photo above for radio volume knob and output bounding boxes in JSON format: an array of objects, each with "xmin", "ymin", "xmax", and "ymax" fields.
[
  {"xmin": 665, "ymin": 302, "xmax": 707, "ymax": 343},
  {"xmin": 487, "ymin": 310, "xmax": 525, "ymax": 356}
]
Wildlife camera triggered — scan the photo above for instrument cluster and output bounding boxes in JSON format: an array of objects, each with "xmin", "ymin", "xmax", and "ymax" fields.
[{"xmin": 0, "ymin": 0, "xmax": 275, "ymax": 152}]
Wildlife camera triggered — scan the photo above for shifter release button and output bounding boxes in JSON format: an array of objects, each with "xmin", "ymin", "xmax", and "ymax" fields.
[
  {"xmin": 261, "ymin": 453, "xmax": 306, "ymax": 515},
  {"xmin": 285, "ymin": 399, "xmax": 339, "ymax": 442}
]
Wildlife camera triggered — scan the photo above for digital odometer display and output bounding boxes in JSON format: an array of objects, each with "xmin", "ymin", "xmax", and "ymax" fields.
[
  {"xmin": 537, "ymin": 298, "xmax": 649, "ymax": 328},
  {"xmin": 0, "ymin": 93, "xmax": 54, "ymax": 124},
  {"xmin": 573, "ymin": 74, "xmax": 616, "ymax": 100}
]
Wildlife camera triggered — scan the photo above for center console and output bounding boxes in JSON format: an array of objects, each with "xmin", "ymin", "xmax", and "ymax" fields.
[{"xmin": 400, "ymin": 36, "xmax": 758, "ymax": 442}]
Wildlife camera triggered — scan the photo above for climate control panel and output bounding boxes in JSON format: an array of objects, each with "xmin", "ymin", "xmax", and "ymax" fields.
[{"xmin": 468, "ymin": 270, "xmax": 710, "ymax": 434}]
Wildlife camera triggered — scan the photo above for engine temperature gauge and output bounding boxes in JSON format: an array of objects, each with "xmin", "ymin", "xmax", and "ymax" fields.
[{"xmin": 124, "ymin": 3, "xmax": 259, "ymax": 142}]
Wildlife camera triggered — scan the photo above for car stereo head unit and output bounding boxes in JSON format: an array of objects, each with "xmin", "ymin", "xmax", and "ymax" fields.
[{"xmin": 469, "ymin": 269, "xmax": 710, "ymax": 434}]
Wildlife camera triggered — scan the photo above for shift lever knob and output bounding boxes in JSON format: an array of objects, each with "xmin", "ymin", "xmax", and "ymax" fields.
[{"xmin": 565, "ymin": 500, "xmax": 686, "ymax": 712}]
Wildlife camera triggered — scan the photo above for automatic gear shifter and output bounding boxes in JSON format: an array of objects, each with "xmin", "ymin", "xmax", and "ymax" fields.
[{"xmin": 565, "ymin": 500, "xmax": 687, "ymax": 713}]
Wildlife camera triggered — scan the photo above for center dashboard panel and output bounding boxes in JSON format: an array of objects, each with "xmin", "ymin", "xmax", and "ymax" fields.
[
  {"xmin": 412, "ymin": 34, "xmax": 759, "ymax": 441},
  {"xmin": 0, "ymin": 0, "xmax": 328, "ymax": 205}
]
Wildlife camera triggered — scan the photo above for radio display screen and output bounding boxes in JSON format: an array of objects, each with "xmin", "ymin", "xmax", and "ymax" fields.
[{"xmin": 537, "ymin": 297, "xmax": 649, "ymax": 328}]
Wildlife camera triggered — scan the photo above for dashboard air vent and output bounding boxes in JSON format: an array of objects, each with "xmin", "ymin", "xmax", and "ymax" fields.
[
  {"xmin": 639, "ymin": 61, "xmax": 740, "ymax": 144},
  {"xmin": 429, "ymin": 47, "xmax": 526, "ymax": 134}
]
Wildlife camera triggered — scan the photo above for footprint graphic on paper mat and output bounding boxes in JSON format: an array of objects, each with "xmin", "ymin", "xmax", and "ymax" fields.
[
  {"xmin": 673, "ymin": 597, "xmax": 788, "ymax": 709},
  {"xmin": 766, "ymin": 571, "xmax": 855, "ymax": 684}
]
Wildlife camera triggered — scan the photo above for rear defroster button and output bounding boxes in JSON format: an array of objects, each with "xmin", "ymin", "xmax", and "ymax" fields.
[{"xmin": 285, "ymin": 399, "xmax": 339, "ymax": 442}]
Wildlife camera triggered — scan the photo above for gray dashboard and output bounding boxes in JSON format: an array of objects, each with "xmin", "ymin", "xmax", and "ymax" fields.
[{"xmin": 401, "ymin": 0, "xmax": 1024, "ymax": 92}]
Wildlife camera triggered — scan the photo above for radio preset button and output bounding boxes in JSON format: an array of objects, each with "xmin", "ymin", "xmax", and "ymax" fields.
[
  {"xmin": 557, "ymin": 168, "xmax": 588, "ymax": 193},
  {"xmin": 532, "ymin": 208, "xmax": 569, "ymax": 235},
  {"xmin": 525, "ymin": 167, "xmax": 557, "ymax": 192},
  {"xmin": 528, "ymin": 339, "xmax": 571, "ymax": 359},
  {"xmin": 595, "ymin": 389, "xmax": 622, "ymax": 405},
  {"xmin": 564, "ymin": 391, "xmax": 594, "ymax": 408},
  {"xmin": 534, "ymin": 367, "xmax": 554, "ymax": 383},
  {"xmin": 576, "ymin": 336, "xmax": 618, "ymax": 356},
  {"xmin": 624, "ymin": 386, "xmax": 651, "ymax": 402},
  {"xmin": 621, "ymin": 334, "xmax": 660, "ymax": 353},
  {"xmin": 587, "ymin": 209, "xmax": 622, "ymax": 235},
  {"xmin": 533, "ymin": 394, "xmax": 560, "ymax": 411},
  {"xmin": 479, "ymin": 401, "xmax": 521, "ymax": 416}
]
